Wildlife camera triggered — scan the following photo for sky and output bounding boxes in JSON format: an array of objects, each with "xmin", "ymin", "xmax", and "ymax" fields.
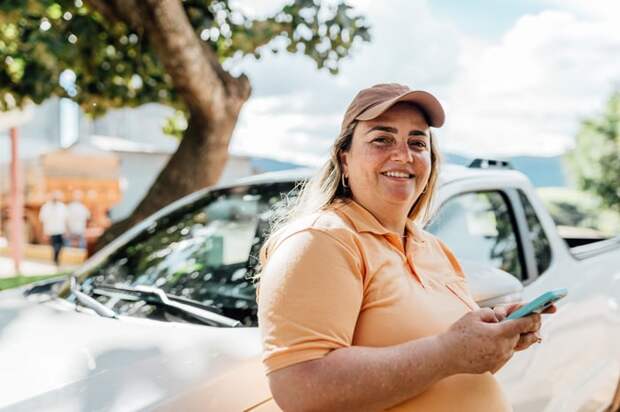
[{"xmin": 225, "ymin": 0, "xmax": 620, "ymax": 166}]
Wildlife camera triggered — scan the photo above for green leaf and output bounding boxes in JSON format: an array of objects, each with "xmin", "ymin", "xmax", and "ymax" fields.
[
  {"xmin": 0, "ymin": 0, "xmax": 370, "ymax": 125},
  {"xmin": 566, "ymin": 90, "xmax": 620, "ymax": 213}
]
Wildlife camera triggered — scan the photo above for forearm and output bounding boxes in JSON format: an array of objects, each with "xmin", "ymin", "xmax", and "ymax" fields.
[{"xmin": 269, "ymin": 335, "xmax": 457, "ymax": 412}]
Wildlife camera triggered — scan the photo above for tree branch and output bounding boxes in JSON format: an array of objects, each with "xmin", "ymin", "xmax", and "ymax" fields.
[
  {"xmin": 86, "ymin": 0, "xmax": 144, "ymax": 33},
  {"xmin": 85, "ymin": 0, "xmax": 251, "ymax": 121}
]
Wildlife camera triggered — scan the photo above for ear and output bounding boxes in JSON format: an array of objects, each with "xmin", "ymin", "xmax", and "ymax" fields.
[{"xmin": 339, "ymin": 151, "xmax": 349, "ymax": 177}]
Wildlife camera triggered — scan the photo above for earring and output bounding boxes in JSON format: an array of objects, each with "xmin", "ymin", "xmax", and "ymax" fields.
[{"xmin": 341, "ymin": 174, "xmax": 349, "ymax": 188}]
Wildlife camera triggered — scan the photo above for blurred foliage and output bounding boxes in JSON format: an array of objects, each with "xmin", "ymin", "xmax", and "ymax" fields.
[
  {"xmin": 538, "ymin": 187, "xmax": 620, "ymax": 237},
  {"xmin": 0, "ymin": 0, "xmax": 370, "ymax": 116},
  {"xmin": 162, "ymin": 109, "xmax": 188, "ymax": 140},
  {"xmin": 567, "ymin": 90, "xmax": 620, "ymax": 214}
]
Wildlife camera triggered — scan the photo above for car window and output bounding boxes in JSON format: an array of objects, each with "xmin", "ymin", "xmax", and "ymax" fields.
[
  {"xmin": 426, "ymin": 191, "xmax": 525, "ymax": 281},
  {"xmin": 75, "ymin": 181, "xmax": 297, "ymax": 326},
  {"xmin": 518, "ymin": 190, "xmax": 552, "ymax": 275}
]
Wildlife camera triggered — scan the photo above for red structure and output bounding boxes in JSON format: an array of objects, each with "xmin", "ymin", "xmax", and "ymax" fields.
[{"xmin": 9, "ymin": 127, "xmax": 24, "ymax": 274}]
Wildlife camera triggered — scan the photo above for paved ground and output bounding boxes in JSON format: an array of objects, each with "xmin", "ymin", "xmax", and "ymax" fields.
[
  {"xmin": 0, "ymin": 256, "xmax": 69, "ymax": 278},
  {"xmin": 0, "ymin": 237, "xmax": 81, "ymax": 277}
]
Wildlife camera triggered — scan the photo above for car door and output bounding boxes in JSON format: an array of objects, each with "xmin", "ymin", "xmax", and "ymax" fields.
[
  {"xmin": 427, "ymin": 186, "xmax": 618, "ymax": 411},
  {"xmin": 503, "ymin": 189, "xmax": 619, "ymax": 412}
]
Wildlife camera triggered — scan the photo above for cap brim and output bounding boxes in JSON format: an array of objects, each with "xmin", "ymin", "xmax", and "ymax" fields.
[{"xmin": 355, "ymin": 90, "xmax": 445, "ymax": 128}]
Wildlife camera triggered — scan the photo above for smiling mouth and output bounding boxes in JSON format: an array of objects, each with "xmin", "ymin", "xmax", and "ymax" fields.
[{"xmin": 380, "ymin": 171, "xmax": 414, "ymax": 179}]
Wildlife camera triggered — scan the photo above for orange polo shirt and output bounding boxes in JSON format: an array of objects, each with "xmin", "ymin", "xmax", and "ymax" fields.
[{"xmin": 257, "ymin": 199, "xmax": 511, "ymax": 411}]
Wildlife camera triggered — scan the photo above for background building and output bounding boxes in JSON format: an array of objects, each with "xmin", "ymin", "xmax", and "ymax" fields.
[{"xmin": 0, "ymin": 99, "xmax": 301, "ymax": 246}]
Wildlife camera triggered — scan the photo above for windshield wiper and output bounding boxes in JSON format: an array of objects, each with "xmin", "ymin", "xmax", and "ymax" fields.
[
  {"xmin": 71, "ymin": 276, "xmax": 118, "ymax": 319},
  {"xmin": 92, "ymin": 283, "xmax": 240, "ymax": 327}
]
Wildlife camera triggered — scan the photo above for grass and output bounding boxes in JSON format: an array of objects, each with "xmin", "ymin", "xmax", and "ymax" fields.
[{"xmin": 0, "ymin": 274, "xmax": 64, "ymax": 291}]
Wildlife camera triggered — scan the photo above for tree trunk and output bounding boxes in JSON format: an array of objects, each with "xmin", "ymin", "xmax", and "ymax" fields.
[
  {"xmin": 93, "ymin": 101, "xmax": 245, "ymax": 252},
  {"xmin": 87, "ymin": 0, "xmax": 252, "ymax": 253}
]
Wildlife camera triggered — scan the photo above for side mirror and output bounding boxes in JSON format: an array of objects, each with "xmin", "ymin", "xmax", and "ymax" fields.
[{"xmin": 460, "ymin": 260, "xmax": 524, "ymax": 308}]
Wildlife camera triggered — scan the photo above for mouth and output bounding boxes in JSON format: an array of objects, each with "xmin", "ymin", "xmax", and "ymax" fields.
[{"xmin": 380, "ymin": 171, "xmax": 414, "ymax": 179}]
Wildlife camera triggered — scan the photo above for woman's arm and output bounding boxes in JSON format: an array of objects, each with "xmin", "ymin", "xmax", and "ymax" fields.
[
  {"xmin": 269, "ymin": 309, "xmax": 542, "ymax": 412},
  {"xmin": 269, "ymin": 334, "xmax": 449, "ymax": 412}
]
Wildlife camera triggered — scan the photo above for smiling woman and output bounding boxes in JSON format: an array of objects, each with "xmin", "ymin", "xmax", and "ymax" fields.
[
  {"xmin": 257, "ymin": 83, "xmax": 545, "ymax": 411},
  {"xmin": 340, "ymin": 103, "xmax": 434, "ymax": 233}
]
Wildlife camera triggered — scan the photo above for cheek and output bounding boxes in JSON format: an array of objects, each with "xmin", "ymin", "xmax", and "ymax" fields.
[
  {"xmin": 415, "ymin": 152, "xmax": 432, "ymax": 176},
  {"xmin": 350, "ymin": 147, "xmax": 386, "ymax": 175}
]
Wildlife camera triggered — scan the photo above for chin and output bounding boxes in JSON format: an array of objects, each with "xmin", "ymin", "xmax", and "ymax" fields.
[{"xmin": 382, "ymin": 191, "xmax": 416, "ymax": 206}]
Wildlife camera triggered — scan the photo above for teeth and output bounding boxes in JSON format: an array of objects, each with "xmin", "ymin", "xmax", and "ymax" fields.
[{"xmin": 383, "ymin": 171, "xmax": 410, "ymax": 178}]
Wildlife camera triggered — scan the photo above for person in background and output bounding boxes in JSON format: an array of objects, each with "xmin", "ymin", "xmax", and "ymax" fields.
[
  {"xmin": 66, "ymin": 190, "xmax": 90, "ymax": 249},
  {"xmin": 39, "ymin": 191, "xmax": 67, "ymax": 267}
]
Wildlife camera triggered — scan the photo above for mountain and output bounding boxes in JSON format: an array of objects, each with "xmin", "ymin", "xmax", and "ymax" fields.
[
  {"xmin": 444, "ymin": 153, "xmax": 568, "ymax": 187},
  {"xmin": 250, "ymin": 157, "xmax": 304, "ymax": 173}
]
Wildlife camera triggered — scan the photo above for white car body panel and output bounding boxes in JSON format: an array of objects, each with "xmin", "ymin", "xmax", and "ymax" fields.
[{"xmin": 0, "ymin": 289, "xmax": 269, "ymax": 411}]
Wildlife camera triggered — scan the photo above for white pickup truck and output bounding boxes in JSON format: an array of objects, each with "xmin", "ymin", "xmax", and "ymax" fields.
[{"xmin": 1, "ymin": 161, "xmax": 619, "ymax": 412}]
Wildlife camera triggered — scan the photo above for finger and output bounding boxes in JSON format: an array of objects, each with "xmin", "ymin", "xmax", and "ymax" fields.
[
  {"xmin": 542, "ymin": 304, "xmax": 557, "ymax": 314},
  {"xmin": 477, "ymin": 307, "xmax": 500, "ymax": 323},
  {"xmin": 529, "ymin": 313, "xmax": 542, "ymax": 332},
  {"xmin": 514, "ymin": 332, "xmax": 541, "ymax": 351},
  {"xmin": 521, "ymin": 313, "xmax": 542, "ymax": 333},
  {"xmin": 500, "ymin": 313, "xmax": 541, "ymax": 336},
  {"xmin": 493, "ymin": 306, "xmax": 508, "ymax": 321},
  {"xmin": 505, "ymin": 303, "xmax": 524, "ymax": 316}
]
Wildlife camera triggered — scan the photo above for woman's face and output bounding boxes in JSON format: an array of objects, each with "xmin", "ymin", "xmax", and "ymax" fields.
[{"xmin": 340, "ymin": 103, "xmax": 432, "ymax": 215}]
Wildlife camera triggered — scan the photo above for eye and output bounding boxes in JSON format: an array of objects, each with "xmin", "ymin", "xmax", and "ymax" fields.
[
  {"xmin": 371, "ymin": 136, "xmax": 392, "ymax": 145},
  {"xmin": 409, "ymin": 140, "xmax": 427, "ymax": 149}
]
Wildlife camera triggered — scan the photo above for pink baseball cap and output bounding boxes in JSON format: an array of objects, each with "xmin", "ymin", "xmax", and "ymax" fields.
[{"xmin": 340, "ymin": 83, "xmax": 445, "ymax": 135}]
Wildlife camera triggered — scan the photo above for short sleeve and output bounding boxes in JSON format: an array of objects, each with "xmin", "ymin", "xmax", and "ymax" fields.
[{"xmin": 257, "ymin": 229, "xmax": 363, "ymax": 374}]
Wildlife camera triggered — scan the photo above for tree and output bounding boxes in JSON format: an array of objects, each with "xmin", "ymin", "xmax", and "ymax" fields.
[
  {"xmin": 568, "ymin": 90, "xmax": 620, "ymax": 214},
  {"xmin": 0, "ymin": 0, "xmax": 370, "ymax": 251}
]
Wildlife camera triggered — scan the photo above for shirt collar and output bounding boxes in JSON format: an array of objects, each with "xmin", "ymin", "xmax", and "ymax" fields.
[
  {"xmin": 333, "ymin": 199, "xmax": 389, "ymax": 235},
  {"xmin": 332, "ymin": 199, "xmax": 424, "ymax": 243}
]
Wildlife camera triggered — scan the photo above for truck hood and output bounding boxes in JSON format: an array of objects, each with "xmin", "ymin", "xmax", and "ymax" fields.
[{"xmin": 0, "ymin": 288, "xmax": 272, "ymax": 411}]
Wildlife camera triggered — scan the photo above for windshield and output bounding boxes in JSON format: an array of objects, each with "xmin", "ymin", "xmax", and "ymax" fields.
[{"xmin": 64, "ymin": 181, "xmax": 297, "ymax": 326}]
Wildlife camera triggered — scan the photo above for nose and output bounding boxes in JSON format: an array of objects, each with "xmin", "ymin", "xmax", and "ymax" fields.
[{"xmin": 390, "ymin": 140, "xmax": 413, "ymax": 163}]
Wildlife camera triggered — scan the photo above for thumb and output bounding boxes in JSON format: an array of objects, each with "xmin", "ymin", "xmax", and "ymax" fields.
[
  {"xmin": 505, "ymin": 303, "xmax": 524, "ymax": 316},
  {"xmin": 476, "ymin": 307, "xmax": 500, "ymax": 324},
  {"xmin": 499, "ymin": 316, "xmax": 535, "ymax": 336}
]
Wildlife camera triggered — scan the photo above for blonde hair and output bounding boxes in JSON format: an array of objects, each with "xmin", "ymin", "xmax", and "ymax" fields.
[{"xmin": 269, "ymin": 107, "xmax": 443, "ymax": 238}]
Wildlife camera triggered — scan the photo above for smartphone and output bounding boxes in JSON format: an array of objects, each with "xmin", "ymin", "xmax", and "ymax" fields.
[{"xmin": 505, "ymin": 288, "xmax": 567, "ymax": 320}]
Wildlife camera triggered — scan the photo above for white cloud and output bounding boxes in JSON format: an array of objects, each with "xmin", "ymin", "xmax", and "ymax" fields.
[
  {"xmin": 230, "ymin": 0, "xmax": 461, "ymax": 165},
  {"xmin": 442, "ymin": 10, "xmax": 620, "ymax": 156},
  {"xmin": 229, "ymin": 1, "xmax": 620, "ymax": 163},
  {"xmin": 540, "ymin": 0, "xmax": 620, "ymax": 21},
  {"xmin": 230, "ymin": 95, "xmax": 338, "ymax": 166}
]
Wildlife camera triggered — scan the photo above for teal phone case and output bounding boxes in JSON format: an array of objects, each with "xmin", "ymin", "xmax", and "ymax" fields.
[{"xmin": 506, "ymin": 288, "xmax": 567, "ymax": 320}]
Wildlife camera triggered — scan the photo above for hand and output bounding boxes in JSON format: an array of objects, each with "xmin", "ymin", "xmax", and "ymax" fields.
[
  {"xmin": 439, "ymin": 308, "xmax": 542, "ymax": 375},
  {"xmin": 493, "ymin": 303, "xmax": 557, "ymax": 351}
]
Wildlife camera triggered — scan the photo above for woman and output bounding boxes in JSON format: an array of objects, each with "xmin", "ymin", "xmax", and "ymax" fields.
[{"xmin": 257, "ymin": 83, "xmax": 550, "ymax": 411}]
